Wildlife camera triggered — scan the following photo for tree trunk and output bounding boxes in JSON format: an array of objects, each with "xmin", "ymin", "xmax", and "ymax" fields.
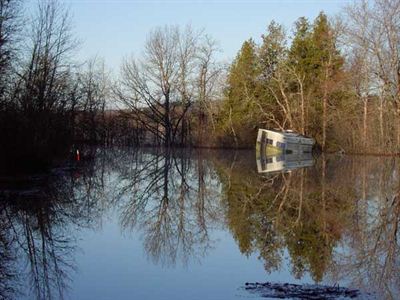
[
  {"xmin": 164, "ymin": 92, "xmax": 171, "ymax": 148},
  {"xmin": 322, "ymin": 64, "xmax": 329, "ymax": 151},
  {"xmin": 299, "ymin": 79, "xmax": 305, "ymax": 135},
  {"xmin": 181, "ymin": 117, "xmax": 185, "ymax": 146},
  {"xmin": 301, "ymin": 100, "xmax": 305, "ymax": 135},
  {"xmin": 397, "ymin": 109, "xmax": 400, "ymax": 153},
  {"xmin": 229, "ymin": 106, "xmax": 238, "ymax": 147},
  {"xmin": 363, "ymin": 99, "xmax": 368, "ymax": 151},
  {"xmin": 322, "ymin": 89, "xmax": 327, "ymax": 151},
  {"xmin": 379, "ymin": 94, "xmax": 384, "ymax": 148},
  {"xmin": 197, "ymin": 111, "xmax": 206, "ymax": 147}
]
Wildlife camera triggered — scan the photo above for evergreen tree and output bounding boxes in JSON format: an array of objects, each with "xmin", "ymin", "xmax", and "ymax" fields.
[
  {"xmin": 220, "ymin": 39, "xmax": 260, "ymax": 146},
  {"xmin": 311, "ymin": 12, "xmax": 344, "ymax": 149},
  {"xmin": 287, "ymin": 17, "xmax": 314, "ymax": 135},
  {"xmin": 259, "ymin": 21, "xmax": 286, "ymax": 81},
  {"xmin": 289, "ymin": 17, "xmax": 313, "ymax": 77}
]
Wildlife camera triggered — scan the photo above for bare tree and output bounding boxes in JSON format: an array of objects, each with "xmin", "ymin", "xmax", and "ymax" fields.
[
  {"xmin": 2, "ymin": 0, "xmax": 82, "ymax": 163},
  {"xmin": 0, "ymin": 0, "xmax": 21, "ymax": 106},
  {"xmin": 115, "ymin": 25, "xmax": 221, "ymax": 148},
  {"xmin": 17, "ymin": 0, "xmax": 78, "ymax": 113},
  {"xmin": 348, "ymin": 48, "xmax": 374, "ymax": 150},
  {"xmin": 344, "ymin": 0, "xmax": 400, "ymax": 151},
  {"xmin": 77, "ymin": 57, "xmax": 109, "ymax": 143},
  {"xmin": 195, "ymin": 35, "xmax": 223, "ymax": 145}
]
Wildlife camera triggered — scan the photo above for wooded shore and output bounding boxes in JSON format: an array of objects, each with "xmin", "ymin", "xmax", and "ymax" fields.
[{"xmin": 1, "ymin": 0, "xmax": 400, "ymax": 171}]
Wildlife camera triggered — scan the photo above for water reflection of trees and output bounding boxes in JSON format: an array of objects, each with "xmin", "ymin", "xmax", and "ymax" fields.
[
  {"xmin": 0, "ymin": 153, "xmax": 107, "ymax": 300},
  {"xmin": 111, "ymin": 148, "xmax": 223, "ymax": 266},
  {"xmin": 328, "ymin": 157, "xmax": 400, "ymax": 299},
  {"xmin": 215, "ymin": 152, "xmax": 400, "ymax": 297},
  {"xmin": 0, "ymin": 206, "xmax": 19, "ymax": 300},
  {"xmin": 1, "ymin": 148, "xmax": 400, "ymax": 299},
  {"xmin": 0, "ymin": 148, "xmax": 225, "ymax": 298}
]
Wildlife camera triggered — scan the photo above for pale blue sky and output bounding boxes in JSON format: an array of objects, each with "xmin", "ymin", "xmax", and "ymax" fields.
[{"xmin": 36, "ymin": 0, "xmax": 351, "ymax": 70}]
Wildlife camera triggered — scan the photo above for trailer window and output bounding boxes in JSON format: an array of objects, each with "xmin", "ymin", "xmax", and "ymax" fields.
[
  {"xmin": 261, "ymin": 131, "xmax": 266, "ymax": 143},
  {"xmin": 276, "ymin": 142, "xmax": 285, "ymax": 149}
]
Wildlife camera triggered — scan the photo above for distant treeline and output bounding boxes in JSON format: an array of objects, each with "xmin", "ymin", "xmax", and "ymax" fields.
[{"xmin": 1, "ymin": 0, "xmax": 400, "ymax": 170}]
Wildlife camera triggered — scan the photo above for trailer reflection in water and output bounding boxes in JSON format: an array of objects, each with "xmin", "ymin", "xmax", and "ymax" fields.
[{"xmin": 256, "ymin": 153, "xmax": 315, "ymax": 174}]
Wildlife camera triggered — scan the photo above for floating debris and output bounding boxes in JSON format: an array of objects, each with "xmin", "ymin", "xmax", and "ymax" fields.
[{"xmin": 243, "ymin": 282, "xmax": 364, "ymax": 299}]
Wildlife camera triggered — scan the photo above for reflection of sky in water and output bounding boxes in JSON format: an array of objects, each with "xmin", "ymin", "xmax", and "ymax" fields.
[
  {"xmin": 2, "ymin": 149, "xmax": 399, "ymax": 299},
  {"xmin": 69, "ymin": 217, "xmax": 313, "ymax": 300}
]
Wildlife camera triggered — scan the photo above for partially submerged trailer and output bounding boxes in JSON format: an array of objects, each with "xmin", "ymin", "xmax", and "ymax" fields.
[
  {"xmin": 256, "ymin": 129, "xmax": 315, "ymax": 156},
  {"xmin": 256, "ymin": 153, "xmax": 314, "ymax": 174}
]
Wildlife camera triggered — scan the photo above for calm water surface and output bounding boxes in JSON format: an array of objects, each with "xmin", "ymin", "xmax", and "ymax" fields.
[{"xmin": 0, "ymin": 148, "xmax": 399, "ymax": 299}]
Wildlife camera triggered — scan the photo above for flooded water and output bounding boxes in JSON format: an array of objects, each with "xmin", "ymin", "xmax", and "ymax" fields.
[{"xmin": 0, "ymin": 148, "xmax": 399, "ymax": 299}]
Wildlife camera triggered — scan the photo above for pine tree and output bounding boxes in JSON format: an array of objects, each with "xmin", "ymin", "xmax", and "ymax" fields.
[
  {"xmin": 288, "ymin": 17, "xmax": 314, "ymax": 135},
  {"xmin": 311, "ymin": 12, "xmax": 344, "ymax": 150},
  {"xmin": 289, "ymin": 17, "xmax": 313, "ymax": 76},
  {"xmin": 221, "ymin": 39, "xmax": 260, "ymax": 146},
  {"xmin": 259, "ymin": 21, "xmax": 286, "ymax": 81}
]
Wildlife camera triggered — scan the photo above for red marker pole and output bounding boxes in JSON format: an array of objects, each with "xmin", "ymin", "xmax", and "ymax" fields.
[{"xmin": 76, "ymin": 149, "xmax": 80, "ymax": 161}]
